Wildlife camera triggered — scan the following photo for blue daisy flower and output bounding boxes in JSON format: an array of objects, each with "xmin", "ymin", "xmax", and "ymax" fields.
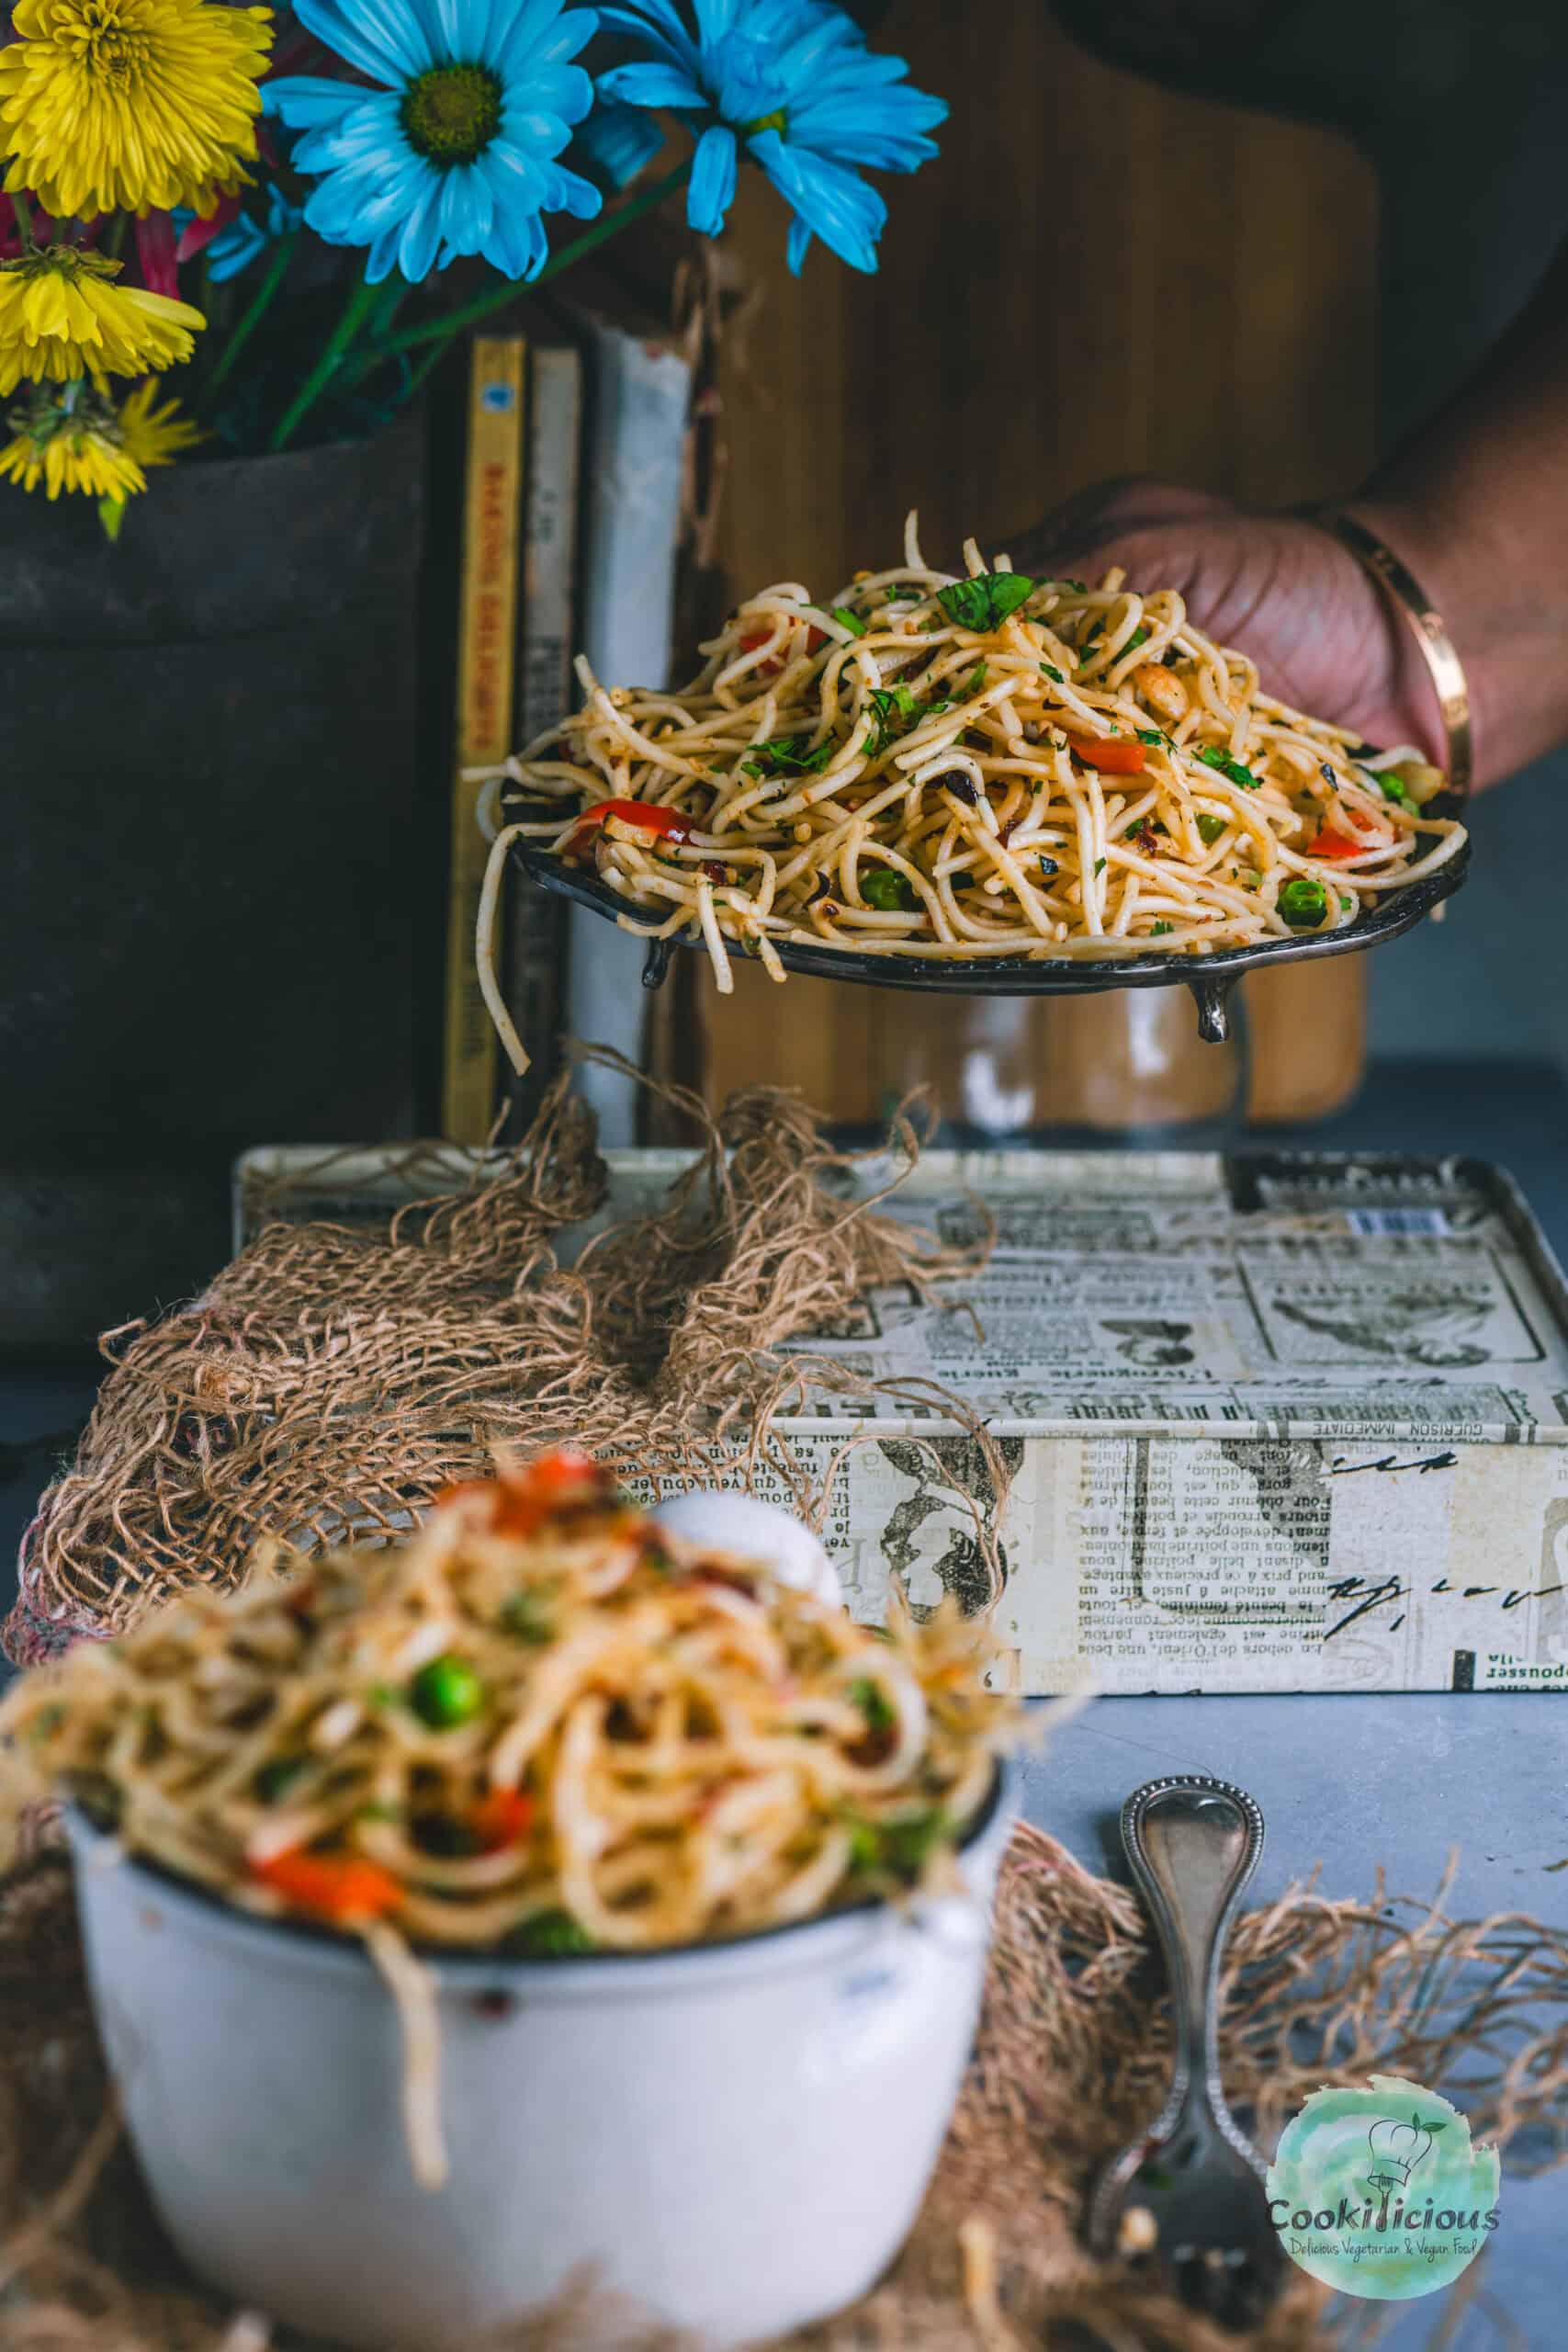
[
  {"xmin": 571, "ymin": 93, "xmax": 667, "ymax": 190},
  {"xmin": 595, "ymin": 0, "xmax": 944, "ymax": 273},
  {"xmin": 173, "ymin": 190, "xmax": 304, "ymax": 284},
  {"xmin": 265, "ymin": 0, "xmax": 604, "ymax": 286}
]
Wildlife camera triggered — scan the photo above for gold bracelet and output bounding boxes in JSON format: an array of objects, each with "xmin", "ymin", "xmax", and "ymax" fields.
[{"xmin": 1313, "ymin": 507, "xmax": 1472, "ymax": 797}]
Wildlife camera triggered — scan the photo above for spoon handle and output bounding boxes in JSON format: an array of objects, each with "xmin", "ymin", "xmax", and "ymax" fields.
[{"xmin": 1120, "ymin": 1775, "xmax": 1265, "ymax": 2137}]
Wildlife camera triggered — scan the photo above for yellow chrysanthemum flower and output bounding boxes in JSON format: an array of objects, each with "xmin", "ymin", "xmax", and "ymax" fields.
[
  {"xmin": 0, "ymin": 247, "xmax": 205, "ymax": 397},
  {"xmin": 0, "ymin": 399, "xmax": 147, "ymax": 502},
  {"xmin": 118, "ymin": 376, "xmax": 208, "ymax": 469},
  {"xmin": 0, "ymin": 0, "xmax": 274, "ymax": 220}
]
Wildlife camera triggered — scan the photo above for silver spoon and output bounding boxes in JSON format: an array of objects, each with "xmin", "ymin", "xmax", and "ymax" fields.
[{"xmin": 1088, "ymin": 1774, "xmax": 1286, "ymax": 2332}]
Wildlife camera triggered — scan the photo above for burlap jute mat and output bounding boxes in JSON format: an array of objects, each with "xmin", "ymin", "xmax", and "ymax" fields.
[
  {"xmin": 0, "ymin": 1819, "xmax": 1562, "ymax": 2351},
  {"xmin": 8, "ymin": 1056, "xmax": 1001, "ymax": 1662}
]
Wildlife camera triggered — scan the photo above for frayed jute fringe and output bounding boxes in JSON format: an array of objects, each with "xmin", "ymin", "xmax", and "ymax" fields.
[
  {"xmin": 9, "ymin": 1051, "xmax": 1001, "ymax": 1663},
  {"xmin": 0, "ymin": 1824, "xmax": 1561, "ymax": 2350}
]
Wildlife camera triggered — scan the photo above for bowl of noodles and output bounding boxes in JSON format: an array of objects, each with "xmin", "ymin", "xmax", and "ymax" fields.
[{"xmin": 6, "ymin": 1454, "xmax": 1021, "ymax": 2349}]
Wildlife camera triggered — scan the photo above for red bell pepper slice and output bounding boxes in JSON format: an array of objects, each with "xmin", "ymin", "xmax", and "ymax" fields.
[
  {"xmin": 1071, "ymin": 738, "xmax": 1146, "ymax": 775},
  {"xmin": 565, "ymin": 799, "xmax": 690, "ymax": 857},
  {"xmin": 469, "ymin": 1790, "xmax": 535, "ymax": 1850},
  {"xmin": 739, "ymin": 624, "xmax": 825, "ymax": 676},
  {"xmin": 252, "ymin": 1848, "xmax": 402, "ymax": 1923},
  {"xmin": 1306, "ymin": 806, "xmax": 1380, "ymax": 859}
]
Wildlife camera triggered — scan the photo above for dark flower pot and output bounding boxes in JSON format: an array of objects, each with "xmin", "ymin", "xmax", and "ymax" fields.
[{"xmin": 1, "ymin": 413, "xmax": 428, "ymax": 1356}]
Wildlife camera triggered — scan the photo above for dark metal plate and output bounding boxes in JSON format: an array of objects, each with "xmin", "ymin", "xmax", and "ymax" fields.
[{"xmin": 511, "ymin": 804, "xmax": 1469, "ymax": 1046}]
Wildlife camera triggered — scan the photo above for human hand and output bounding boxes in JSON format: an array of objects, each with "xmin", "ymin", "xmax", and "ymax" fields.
[{"xmin": 1008, "ymin": 477, "xmax": 1445, "ymax": 765}]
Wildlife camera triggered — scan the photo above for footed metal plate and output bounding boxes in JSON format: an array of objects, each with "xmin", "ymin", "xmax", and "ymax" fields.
[{"xmin": 511, "ymin": 807, "xmax": 1469, "ymax": 1046}]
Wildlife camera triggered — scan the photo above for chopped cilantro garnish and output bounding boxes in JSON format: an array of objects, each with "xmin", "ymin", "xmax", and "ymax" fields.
[
  {"xmin": 884, "ymin": 584, "xmax": 921, "ymax": 601},
  {"xmin": 1339, "ymin": 892, "xmax": 1354, "ymax": 911},
  {"xmin": 255, "ymin": 1756, "xmax": 308, "ymax": 1804},
  {"xmin": 1093, "ymin": 856, "xmax": 1106, "ymax": 876},
  {"xmin": 878, "ymin": 1809, "xmax": 949, "ymax": 1879},
  {"xmin": 1373, "ymin": 771, "xmax": 1417, "ymax": 810},
  {"xmin": 1150, "ymin": 921, "xmax": 1173, "ymax": 936},
  {"xmin": 1196, "ymin": 813, "xmax": 1227, "ymax": 844},
  {"xmin": 1279, "ymin": 876, "xmax": 1328, "ymax": 926},
  {"xmin": 743, "ymin": 732, "xmax": 837, "ymax": 779},
  {"xmin": 842, "ymin": 1808, "xmax": 946, "ymax": 1879},
  {"xmin": 1124, "ymin": 625, "xmax": 1150, "ymax": 653},
  {"xmin": 864, "ymin": 684, "xmax": 920, "ymax": 757},
  {"xmin": 845, "ymin": 1816, "xmax": 881, "ymax": 1870},
  {"xmin": 847, "ymin": 1676, "xmax": 897, "ymax": 1731},
  {"xmin": 1041, "ymin": 662, "xmax": 1065, "ymax": 684},
  {"xmin": 934, "ymin": 573, "xmax": 1037, "ymax": 632},
  {"xmin": 963, "ymin": 660, "xmax": 988, "ymax": 696},
  {"xmin": 511, "ymin": 1909, "xmax": 594, "ymax": 1957},
  {"xmin": 1195, "ymin": 745, "xmax": 1259, "ymax": 790},
  {"xmin": 830, "ymin": 605, "xmax": 867, "ymax": 637},
  {"xmin": 1136, "ymin": 728, "xmax": 1165, "ymax": 748},
  {"xmin": 861, "ymin": 868, "xmax": 916, "ymax": 912},
  {"xmin": 501, "ymin": 1589, "xmax": 554, "ymax": 1644}
]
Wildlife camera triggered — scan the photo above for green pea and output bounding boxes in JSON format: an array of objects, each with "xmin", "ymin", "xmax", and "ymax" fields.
[
  {"xmin": 1280, "ymin": 876, "xmax": 1328, "ymax": 927},
  {"xmin": 410, "ymin": 1654, "xmax": 485, "ymax": 1729},
  {"xmin": 511, "ymin": 1908, "xmax": 593, "ymax": 1956}
]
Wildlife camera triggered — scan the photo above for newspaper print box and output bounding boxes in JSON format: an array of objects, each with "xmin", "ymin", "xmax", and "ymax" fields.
[{"xmin": 235, "ymin": 1148, "xmax": 1568, "ymax": 1696}]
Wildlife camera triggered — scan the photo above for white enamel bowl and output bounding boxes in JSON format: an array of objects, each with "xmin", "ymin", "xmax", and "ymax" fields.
[{"xmin": 67, "ymin": 1761, "xmax": 1016, "ymax": 2349}]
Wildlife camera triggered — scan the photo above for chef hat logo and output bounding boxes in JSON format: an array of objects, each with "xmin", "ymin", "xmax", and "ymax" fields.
[{"xmin": 1367, "ymin": 2110, "xmax": 1444, "ymax": 2188}]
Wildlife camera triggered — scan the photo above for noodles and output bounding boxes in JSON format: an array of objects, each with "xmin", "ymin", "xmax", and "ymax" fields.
[
  {"xmin": 475, "ymin": 514, "xmax": 1467, "ymax": 1047},
  {"xmin": 4, "ymin": 1453, "xmax": 1016, "ymax": 1958},
  {"xmin": 364, "ymin": 1920, "xmax": 446, "ymax": 2190}
]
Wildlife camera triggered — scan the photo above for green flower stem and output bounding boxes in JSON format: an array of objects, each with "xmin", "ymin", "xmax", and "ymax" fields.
[
  {"xmin": 402, "ymin": 334, "xmax": 457, "ymax": 402},
  {"xmin": 268, "ymin": 268, "xmax": 380, "ymax": 453},
  {"xmin": 374, "ymin": 160, "xmax": 691, "ymax": 362},
  {"xmin": 7, "ymin": 192, "xmax": 37, "ymax": 254},
  {"xmin": 208, "ymin": 228, "xmax": 299, "ymax": 400}
]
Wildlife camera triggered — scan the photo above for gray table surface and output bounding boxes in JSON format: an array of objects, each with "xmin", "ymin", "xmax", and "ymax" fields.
[{"xmin": 3, "ymin": 1062, "xmax": 1564, "ymax": 2348}]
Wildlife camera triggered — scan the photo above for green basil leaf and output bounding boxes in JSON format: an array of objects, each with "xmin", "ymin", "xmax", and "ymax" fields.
[
  {"xmin": 935, "ymin": 573, "xmax": 1037, "ymax": 633},
  {"xmin": 749, "ymin": 732, "xmax": 836, "ymax": 777},
  {"xmin": 1195, "ymin": 745, "xmax": 1259, "ymax": 790},
  {"xmin": 830, "ymin": 605, "xmax": 867, "ymax": 637}
]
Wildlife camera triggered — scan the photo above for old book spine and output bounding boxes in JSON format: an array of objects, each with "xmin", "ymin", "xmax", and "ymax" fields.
[
  {"xmin": 442, "ymin": 333, "xmax": 526, "ymax": 1144},
  {"xmin": 502, "ymin": 342, "xmax": 582, "ymax": 1133},
  {"xmin": 569, "ymin": 315, "xmax": 693, "ymax": 1147}
]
